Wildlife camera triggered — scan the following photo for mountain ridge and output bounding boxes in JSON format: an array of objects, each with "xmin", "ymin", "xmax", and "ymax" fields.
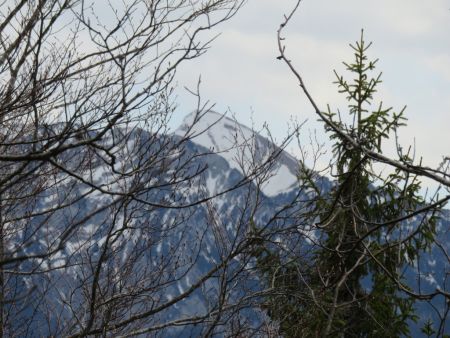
[
  {"xmin": 3, "ymin": 113, "xmax": 448, "ymax": 336},
  {"xmin": 174, "ymin": 111, "xmax": 299, "ymax": 197}
]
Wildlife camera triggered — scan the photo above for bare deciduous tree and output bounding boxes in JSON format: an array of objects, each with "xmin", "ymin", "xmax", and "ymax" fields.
[
  {"xmin": 0, "ymin": 0, "xmax": 303, "ymax": 336},
  {"xmin": 4, "ymin": 1, "xmax": 447, "ymax": 336}
]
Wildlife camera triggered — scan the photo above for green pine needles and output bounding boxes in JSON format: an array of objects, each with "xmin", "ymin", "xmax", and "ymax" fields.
[
  {"xmin": 253, "ymin": 31, "xmax": 441, "ymax": 337},
  {"xmin": 316, "ymin": 30, "xmax": 434, "ymax": 337}
]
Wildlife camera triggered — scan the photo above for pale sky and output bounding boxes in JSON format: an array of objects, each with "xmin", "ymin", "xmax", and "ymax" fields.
[{"xmin": 173, "ymin": 0, "xmax": 450, "ymax": 180}]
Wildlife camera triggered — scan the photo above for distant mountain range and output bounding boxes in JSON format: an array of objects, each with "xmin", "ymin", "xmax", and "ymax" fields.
[
  {"xmin": 176, "ymin": 111, "xmax": 450, "ymax": 336},
  {"xmin": 7, "ymin": 111, "xmax": 449, "ymax": 336}
]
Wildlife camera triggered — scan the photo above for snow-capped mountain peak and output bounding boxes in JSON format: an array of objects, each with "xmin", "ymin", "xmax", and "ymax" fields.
[{"xmin": 174, "ymin": 111, "xmax": 299, "ymax": 197}]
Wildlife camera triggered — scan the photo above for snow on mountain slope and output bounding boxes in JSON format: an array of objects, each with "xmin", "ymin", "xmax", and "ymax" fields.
[
  {"xmin": 7, "ymin": 117, "xmax": 449, "ymax": 336},
  {"xmin": 174, "ymin": 111, "xmax": 299, "ymax": 197},
  {"xmin": 174, "ymin": 111, "xmax": 450, "ymax": 335}
]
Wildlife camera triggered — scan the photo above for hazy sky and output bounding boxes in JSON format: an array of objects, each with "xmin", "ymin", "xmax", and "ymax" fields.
[{"xmin": 174, "ymin": 0, "xmax": 450, "ymax": 174}]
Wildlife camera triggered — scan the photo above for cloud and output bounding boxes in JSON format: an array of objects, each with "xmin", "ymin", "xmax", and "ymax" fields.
[
  {"xmin": 173, "ymin": 0, "xmax": 450, "ymax": 176},
  {"xmin": 425, "ymin": 54, "xmax": 450, "ymax": 83}
]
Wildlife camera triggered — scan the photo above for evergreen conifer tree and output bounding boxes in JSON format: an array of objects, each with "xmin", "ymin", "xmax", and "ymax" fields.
[{"xmin": 253, "ymin": 32, "xmax": 441, "ymax": 337}]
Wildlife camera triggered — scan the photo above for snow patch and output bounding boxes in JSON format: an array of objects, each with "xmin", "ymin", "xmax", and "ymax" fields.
[
  {"xmin": 175, "ymin": 111, "xmax": 299, "ymax": 196},
  {"xmin": 261, "ymin": 164, "xmax": 298, "ymax": 197}
]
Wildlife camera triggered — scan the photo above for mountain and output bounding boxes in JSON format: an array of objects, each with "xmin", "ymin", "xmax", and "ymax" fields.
[
  {"xmin": 174, "ymin": 111, "xmax": 300, "ymax": 197},
  {"xmin": 3, "ymin": 111, "xmax": 449, "ymax": 336},
  {"xmin": 174, "ymin": 112, "xmax": 450, "ymax": 336}
]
